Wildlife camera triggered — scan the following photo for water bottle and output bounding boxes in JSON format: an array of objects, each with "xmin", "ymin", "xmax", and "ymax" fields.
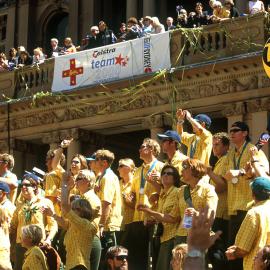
[{"xmin": 182, "ymin": 214, "xmax": 193, "ymax": 229}]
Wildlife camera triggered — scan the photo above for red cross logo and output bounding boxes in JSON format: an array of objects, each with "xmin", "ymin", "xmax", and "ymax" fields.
[{"xmin": 62, "ymin": 59, "xmax": 84, "ymax": 86}]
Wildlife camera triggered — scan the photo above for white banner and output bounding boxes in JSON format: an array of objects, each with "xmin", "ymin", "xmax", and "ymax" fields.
[{"xmin": 52, "ymin": 32, "xmax": 171, "ymax": 92}]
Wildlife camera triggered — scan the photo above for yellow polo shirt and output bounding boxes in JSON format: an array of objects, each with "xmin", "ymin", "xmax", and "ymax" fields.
[
  {"xmin": 96, "ymin": 168, "xmax": 122, "ymax": 231},
  {"xmin": 158, "ymin": 186, "xmax": 180, "ymax": 243},
  {"xmin": 172, "ymin": 180, "xmax": 218, "ymax": 236},
  {"xmin": 210, "ymin": 155, "xmax": 229, "ymax": 220},
  {"xmin": 10, "ymin": 197, "xmax": 58, "ymax": 244},
  {"xmin": 45, "ymin": 167, "xmax": 65, "ymax": 216},
  {"xmin": 226, "ymin": 142, "xmax": 269, "ymax": 216},
  {"xmin": 131, "ymin": 159, "xmax": 164, "ymax": 222},
  {"xmin": 181, "ymin": 129, "xmax": 212, "ymax": 166},
  {"xmin": 120, "ymin": 179, "xmax": 134, "ymax": 228},
  {"xmin": 0, "ymin": 227, "xmax": 12, "ymax": 269},
  {"xmin": 235, "ymin": 200, "xmax": 270, "ymax": 270},
  {"xmin": 213, "ymin": 8, "xmax": 230, "ymax": 18},
  {"xmin": 165, "ymin": 150, "xmax": 188, "ymax": 178},
  {"xmin": 63, "ymin": 209, "xmax": 97, "ymax": 270},
  {"xmin": 22, "ymin": 246, "xmax": 48, "ymax": 270},
  {"xmin": 81, "ymin": 189, "xmax": 101, "ymax": 236}
]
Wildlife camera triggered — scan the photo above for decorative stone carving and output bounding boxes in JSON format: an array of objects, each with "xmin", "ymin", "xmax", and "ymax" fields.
[
  {"xmin": 222, "ymin": 102, "xmax": 246, "ymax": 117},
  {"xmin": 176, "ymin": 75, "xmax": 258, "ymax": 101},
  {"xmin": 142, "ymin": 114, "xmax": 165, "ymax": 129},
  {"xmin": 246, "ymin": 98, "xmax": 270, "ymax": 113}
]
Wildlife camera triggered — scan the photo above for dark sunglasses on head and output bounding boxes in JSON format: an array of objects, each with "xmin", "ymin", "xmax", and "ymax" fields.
[
  {"xmin": 161, "ymin": 171, "xmax": 174, "ymax": 176},
  {"xmin": 115, "ymin": 255, "xmax": 128, "ymax": 261},
  {"xmin": 71, "ymin": 160, "xmax": 80, "ymax": 164},
  {"xmin": 229, "ymin": 128, "xmax": 242, "ymax": 133}
]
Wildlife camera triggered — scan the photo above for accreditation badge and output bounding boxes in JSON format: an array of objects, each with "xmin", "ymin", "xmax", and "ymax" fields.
[{"xmin": 232, "ymin": 177, "xmax": 238, "ymax": 184}]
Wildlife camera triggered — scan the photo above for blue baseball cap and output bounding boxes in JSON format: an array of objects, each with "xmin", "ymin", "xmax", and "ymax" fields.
[
  {"xmin": 0, "ymin": 181, "xmax": 10, "ymax": 193},
  {"xmin": 157, "ymin": 130, "xmax": 181, "ymax": 143},
  {"xmin": 86, "ymin": 153, "xmax": 96, "ymax": 162},
  {"xmin": 194, "ymin": 114, "xmax": 211, "ymax": 128},
  {"xmin": 23, "ymin": 172, "xmax": 42, "ymax": 183},
  {"xmin": 251, "ymin": 177, "xmax": 270, "ymax": 192}
]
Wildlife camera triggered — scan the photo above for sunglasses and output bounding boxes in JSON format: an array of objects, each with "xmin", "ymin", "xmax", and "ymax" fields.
[
  {"xmin": 182, "ymin": 164, "xmax": 190, "ymax": 170},
  {"xmin": 229, "ymin": 128, "xmax": 242, "ymax": 133},
  {"xmin": 22, "ymin": 183, "xmax": 33, "ymax": 188},
  {"xmin": 161, "ymin": 171, "xmax": 174, "ymax": 176},
  {"xmin": 139, "ymin": 144, "xmax": 148, "ymax": 150},
  {"xmin": 76, "ymin": 176, "xmax": 85, "ymax": 182},
  {"xmin": 115, "ymin": 255, "xmax": 128, "ymax": 261},
  {"xmin": 71, "ymin": 160, "xmax": 80, "ymax": 164}
]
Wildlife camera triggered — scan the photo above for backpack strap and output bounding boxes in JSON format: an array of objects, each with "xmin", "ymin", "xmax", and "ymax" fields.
[{"xmin": 184, "ymin": 185, "xmax": 194, "ymax": 208}]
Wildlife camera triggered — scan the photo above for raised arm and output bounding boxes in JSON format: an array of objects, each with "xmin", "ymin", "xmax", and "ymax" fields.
[
  {"xmin": 51, "ymin": 138, "xmax": 73, "ymax": 170},
  {"xmin": 61, "ymin": 172, "xmax": 75, "ymax": 216}
]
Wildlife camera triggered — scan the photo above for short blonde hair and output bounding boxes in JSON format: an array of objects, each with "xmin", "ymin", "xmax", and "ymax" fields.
[
  {"xmin": 143, "ymin": 138, "xmax": 161, "ymax": 157},
  {"xmin": 0, "ymin": 153, "xmax": 14, "ymax": 170},
  {"xmin": 118, "ymin": 158, "xmax": 136, "ymax": 172},
  {"xmin": 22, "ymin": 225, "xmax": 43, "ymax": 245},
  {"xmin": 171, "ymin": 243, "xmax": 188, "ymax": 270},
  {"xmin": 77, "ymin": 169, "xmax": 96, "ymax": 189},
  {"xmin": 95, "ymin": 149, "xmax": 115, "ymax": 166}
]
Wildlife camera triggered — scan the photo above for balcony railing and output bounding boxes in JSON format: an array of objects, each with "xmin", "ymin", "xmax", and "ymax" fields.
[{"xmin": 0, "ymin": 13, "xmax": 268, "ymax": 103}]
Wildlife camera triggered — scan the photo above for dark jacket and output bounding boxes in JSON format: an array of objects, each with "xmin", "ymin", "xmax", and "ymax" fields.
[
  {"xmin": 96, "ymin": 29, "xmax": 116, "ymax": 47},
  {"xmin": 83, "ymin": 35, "xmax": 99, "ymax": 50}
]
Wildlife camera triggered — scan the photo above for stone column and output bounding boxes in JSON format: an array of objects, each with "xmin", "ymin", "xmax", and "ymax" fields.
[
  {"xmin": 17, "ymin": 0, "xmax": 30, "ymax": 48},
  {"xmin": 126, "ymin": 0, "xmax": 137, "ymax": 20},
  {"xmin": 222, "ymin": 102, "xmax": 245, "ymax": 131},
  {"xmin": 143, "ymin": 0, "xmax": 156, "ymax": 16},
  {"xmin": 6, "ymin": 2, "xmax": 16, "ymax": 53},
  {"xmin": 68, "ymin": 0, "xmax": 79, "ymax": 44},
  {"xmin": 81, "ymin": 0, "xmax": 95, "ymax": 38}
]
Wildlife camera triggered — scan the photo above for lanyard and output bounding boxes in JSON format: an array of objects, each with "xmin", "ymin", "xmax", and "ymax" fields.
[
  {"xmin": 96, "ymin": 168, "xmax": 108, "ymax": 187},
  {"xmin": 140, "ymin": 159, "xmax": 158, "ymax": 190},
  {"xmin": 233, "ymin": 141, "xmax": 248, "ymax": 170},
  {"xmin": 189, "ymin": 138, "xmax": 198, "ymax": 158}
]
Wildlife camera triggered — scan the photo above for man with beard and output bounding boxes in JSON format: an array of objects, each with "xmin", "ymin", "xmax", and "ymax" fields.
[{"xmin": 106, "ymin": 246, "xmax": 128, "ymax": 270}]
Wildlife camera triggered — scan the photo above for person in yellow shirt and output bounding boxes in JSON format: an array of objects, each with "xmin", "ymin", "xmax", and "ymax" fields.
[
  {"xmin": 138, "ymin": 165, "xmax": 181, "ymax": 270},
  {"xmin": 157, "ymin": 130, "xmax": 188, "ymax": 178},
  {"xmin": 10, "ymin": 173, "xmax": 57, "ymax": 270},
  {"xmin": 0, "ymin": 153, "xmax": 18, "ymax": 204},
  {"xmin": 94, "ymin": 149, "xmax": 122, "ymax": 268},
  {"xmin": 117, "ymin": 158, "xmax": 135, "ymax": 247},
  {"xmin": 128, "ymin": 138, "xmax": 164, "ymax": 270},
  {"xmin": 173, "ymin": 158, "xmax": 218, "ymax": 245},
  {"xmin": 224, "ymin": 121, "xmax": 269, "ymax": 270},
  {"xmin": 211, "ymin": 0, "xmax": 230, "ymax": 22},
  {"xmin": 176, "ymin": 109, "xmax": 212, "ymax": 166},
  {"xmin": 43, "ymin": 172, "xmax": 98, "ymax": 270},
  {"xmin": 21, "ymin": 225, "xmax": 49, "ymax": 270},
  {"xmin": 75, "ymin": 169, "xmax": 101, "ymax": 270},
  {"xmin": 226, "ymin": 177, "xmax": 270, "ymax": 270},
  {"xmin": 0, "ymin": 207, "xmax": 12, "ymax": 270},
  {"xmin": 207, "ymin": 132, "xmax": 230, "ymax": 270}
]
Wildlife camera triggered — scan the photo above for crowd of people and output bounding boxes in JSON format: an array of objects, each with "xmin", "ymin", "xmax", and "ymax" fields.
[
  {"xmin": 1, "ymin": 106, "xmax": 270, "ymax": 270},
  {"xmin": 0, "ymin": 0, "xmax": 267, "ymax": 73}
]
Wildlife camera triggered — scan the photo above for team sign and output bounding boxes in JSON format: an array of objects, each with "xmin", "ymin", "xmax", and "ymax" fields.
[{"xmin": 52, "ymin": 32, "xmax": 171, "ymax": 92}]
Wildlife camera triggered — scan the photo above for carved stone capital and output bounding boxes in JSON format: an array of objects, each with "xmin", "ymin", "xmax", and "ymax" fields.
[
  {"xmin": 246, "ymin": 98, "xmax": 270, "ymax": 113},
  {"xmin": 222, "ymin": 102, "xmax": 246, "ymax": 117},
  {"xmin": 42, "ymin": 132, "xmax": 61, "ymax": 145},
  {"xmin": 142, "ymin": 114, "xmax": 165, "ymax": 129}
]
